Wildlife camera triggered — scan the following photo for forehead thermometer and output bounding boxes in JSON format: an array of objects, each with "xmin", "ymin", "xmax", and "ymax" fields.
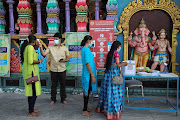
[{"xmin": 37, "ymin": 39, "xmax": 40, "ymax": 42}]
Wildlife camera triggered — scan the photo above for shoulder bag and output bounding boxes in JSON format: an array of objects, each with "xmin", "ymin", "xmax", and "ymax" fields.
[{"xmin": 111, "ymin": 63, "xmax": 123, "ymax": 85}]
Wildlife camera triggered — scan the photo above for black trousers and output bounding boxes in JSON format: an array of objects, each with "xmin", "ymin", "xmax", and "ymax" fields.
[
  {"xmin": 83, "ymin": 76, "xmax": 92, "ymax": 111},
  {"xmin": 28, "ymin": 73, "xmax": 37, "ymax": 113},
  {"xmin": 51, "ymin": 71, "xmax": 66, "ymax": 102}
]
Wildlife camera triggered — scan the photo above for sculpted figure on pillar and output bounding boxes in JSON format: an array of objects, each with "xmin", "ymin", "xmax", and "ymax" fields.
[
  {"xmin": 128, "ymin": 18, "xmax": 157, "ymax": 67},
  {"xmin": 151, "ymin": 29, "xmax": 174, "ymax": 72}
]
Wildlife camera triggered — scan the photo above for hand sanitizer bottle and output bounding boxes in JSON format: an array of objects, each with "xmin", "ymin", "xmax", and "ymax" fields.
[{"xmin": 163, "ymin": 63, "xmax": 168, "ymax": 73}]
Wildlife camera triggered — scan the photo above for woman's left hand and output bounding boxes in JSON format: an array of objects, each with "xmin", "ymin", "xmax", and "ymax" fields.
[{"xmin": 122, "ymin": 62, "xmax": 128, "ymax": 66}]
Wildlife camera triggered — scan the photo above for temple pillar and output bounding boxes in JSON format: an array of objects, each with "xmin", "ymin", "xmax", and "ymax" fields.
[
  {"xmin": 35, "ymin": 0, "xmax": 43, "ymax": 34},
  {"xmin": 7, "ymin": 0, "xmax": 15, "ymax": 34},
  {"xmin": 75, "ymin": 0, "xmax": 88, "ymax": 32},
  {"xmin": 63, "ymin": 0, "xmax": 71, "ymax": 32},
  {"xmin": 106, "ymin": 0, "xmax": 118, "ymax": 34},
  {"xmin": 46, "ymin": 0, "xmax": 60, "ymax": 34},
  {"xmin": 17, "ymin": 0, "xmax": 32, "ymax": 36},
  {"xmin": 0, "ymin": 0, "xmax": 6, "ymax": 34},
  {"xmin": 93, "ymin": 0, "xmax": 100, "ymax": 20}
]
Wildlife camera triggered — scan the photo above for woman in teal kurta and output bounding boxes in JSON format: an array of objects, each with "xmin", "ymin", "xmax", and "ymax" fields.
[
  {"xmin": 81, "ymin": 35, "xmax": 98, "ymax": 117},
  {"xmin": 21, "ymin": 35, "xmax": 42, "ymax": 117}
]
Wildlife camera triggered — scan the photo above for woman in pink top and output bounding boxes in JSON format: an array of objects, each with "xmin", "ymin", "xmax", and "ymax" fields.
[{"xmin": 96, "ymin": 41, "xmax": 127, "ymax": 120}]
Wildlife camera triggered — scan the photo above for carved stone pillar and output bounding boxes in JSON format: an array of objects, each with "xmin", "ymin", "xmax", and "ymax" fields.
[
  {"xmin": 106, "ymin": 0, "xmax": 118, "ymax": 32},
  {"xmin": 63, "ymin": 0, "xmax": 71, "ymax": 32},
  {"xmin": 75, "ymin": 0, "xmax": 88, "ymax": 32},
  {"xmin": 7, "ymin": 0, "xmax": 15, "ymax": 34},
  {"xmin": 35, "ymin": 0, "xmax": 42, "ymax": 34},
  {"xmin": 93, "ymin": 0, "xmax": 101, "ymax": 20},
  {"xmin": 46, "ymin": 0, "xmax": 60, "ymax": 33},
  {"xmin": 0, "ymin": 0, "xmax": 6, "ymax": 34},
  {"xmin": 17, "ymin": 0, "xmax": 32, "ymax": 35}
]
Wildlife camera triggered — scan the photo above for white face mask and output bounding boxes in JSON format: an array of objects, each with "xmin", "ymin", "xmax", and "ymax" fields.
[
  {"xmin": 117, "ymin": 47, "xmax": 121, "ymax": 52},
  {"xmin": 54, "ymin": 40, "xmax": 59, "ymax": 45}
]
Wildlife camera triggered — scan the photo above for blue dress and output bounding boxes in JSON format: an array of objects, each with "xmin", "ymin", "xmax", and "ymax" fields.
[
  {"xmin": 96, "ymin": 54, "xmax": 123, "ymax": 120},
  {"xmin": 81, "ymin": 46, "xmax": 98, "ymax": 96}
]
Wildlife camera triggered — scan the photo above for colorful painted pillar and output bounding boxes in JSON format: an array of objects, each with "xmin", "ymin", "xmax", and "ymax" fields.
[
  {"xmin": 46, "ymin": 0, "xmax": 60, "ymax": 34},
  {"xmin": 75, "ymin": 0, "xmax": 88, "ymax": 32},
  {"xmin": 35, "ymin": 0, "xmax": 42, "ymax": 34},
  {"xmin": 63, "ymin": 0, "xmax": 71, "ymax": 32},
  {"xmin": 93, "ymin": 0, "xmax": 101, "ymax": 20},
  {"xmin": 0, "ymin": 0, "xmax": 6, "ymax": 34},
  {"xmin": 17, "ymin": 0, "xmax": 32, "ymax": 35},
  {"xmin": 7, "ymin": 0, "xmax": 15, "ymax": 35},
  {"xmin": 106, "ymin": 0, "xmax": 118, "ymax": 33}
]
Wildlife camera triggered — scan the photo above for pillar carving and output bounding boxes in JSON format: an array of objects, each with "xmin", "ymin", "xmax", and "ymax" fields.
[
  {"xmin": 46, "ymin": 0, "xmax": 60, "ymax": 34},
  {"xmin": 93, "ymin": 0, "xmax": 100, "ymax": 20},
  {"xmin": 17, "ymin": 0, "xmax": 32, "ymax": 35},
  {"xmin": 75, "ymin": 0, "xmax": 88, "ymax": 32},
  {"xmin": 7, "ymin": 0, "xmax": 15, "ymax": 34},
  {"xmin": 35, "ymin": 0, "xmax": 43, "ymax": 34},
  {"xmin": 0, "ymin": 0, "xmax": 6, "ymax": 34},
  {"xmin": 63, "ymin": 0, "xmax": 71, "ymax": 32}
]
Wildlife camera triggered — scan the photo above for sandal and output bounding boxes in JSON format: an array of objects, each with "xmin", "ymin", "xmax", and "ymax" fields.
[
  {"xmin": 87, "ymin": 108, "xmax": 94, "ymax": 112},
  {"xmin": 82, "ymin": 111, "xmax": 93, "ymax": 117},
  {"xmin": 28, "ymin": 109, "xmax": 40, "ymax": 113},
  {"xmin": 34, "ymin": 109, "xmax": 40, "ymax": 113}
]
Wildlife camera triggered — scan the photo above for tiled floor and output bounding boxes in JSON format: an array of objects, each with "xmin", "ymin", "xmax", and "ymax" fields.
[{"xmin": 0, "ymin": 92, "xmax": 179, "ymax": 120}]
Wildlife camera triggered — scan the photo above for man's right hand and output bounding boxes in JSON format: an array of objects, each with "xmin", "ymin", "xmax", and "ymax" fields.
[{"xmin": 92, "ymin": 76, "xmax": 96, "ymax": 84}]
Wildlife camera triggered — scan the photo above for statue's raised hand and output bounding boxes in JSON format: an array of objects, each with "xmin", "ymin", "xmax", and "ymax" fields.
[
  {"xmin": 152, "ymin": 31, "xmax": 157, "ymax": 40},
  {"xmin": 128, "ymin": 32, "xmax": 133, "ymax": 41}
]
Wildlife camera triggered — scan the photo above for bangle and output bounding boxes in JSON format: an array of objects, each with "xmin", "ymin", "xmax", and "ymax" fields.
[{"xmin": 91, "ymin": 74, "xmax": 94, "ymax": 77}]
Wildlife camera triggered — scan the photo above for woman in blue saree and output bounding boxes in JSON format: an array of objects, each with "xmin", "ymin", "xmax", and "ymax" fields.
[
  {"xmin": 81, "ymin": 35, "xmax": 98, "ymax": 117},
  {"xmin": 96, "ymin": 41, "xmax": 127, "ymax": 120}
]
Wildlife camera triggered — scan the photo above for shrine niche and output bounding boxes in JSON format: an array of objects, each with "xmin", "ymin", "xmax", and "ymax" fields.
[{"xmin": 117, "ymin": 0, "xmax": 180, "ymax": 74}]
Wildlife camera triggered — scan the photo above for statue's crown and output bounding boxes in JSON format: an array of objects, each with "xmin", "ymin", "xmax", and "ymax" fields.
[
  {"xmin": 158, "ymin": 29, "xmax": 166, "ymax": 34},
  {"xmin": 139, "ymin": 18, "xmax": 147, "ymax": 28}
]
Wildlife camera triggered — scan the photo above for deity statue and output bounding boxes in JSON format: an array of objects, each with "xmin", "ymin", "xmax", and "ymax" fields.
[
  {"xmin": 128, "ymin": 18, "xmax": 157, "ymax": 67},
  {"xmin": 151, "ymin": 29, "xmax": 174, "ymax": 72}
]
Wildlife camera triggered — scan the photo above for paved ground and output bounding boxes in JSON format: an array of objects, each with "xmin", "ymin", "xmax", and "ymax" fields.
[{"xmin": 0, "ymin": 92, "xmax": 179, "ymax": 120}]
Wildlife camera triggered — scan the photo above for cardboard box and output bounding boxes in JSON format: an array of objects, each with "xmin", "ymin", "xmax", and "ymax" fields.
[{"xmin": 121, "ymin": 60, "xmax": 136, "ymax": 76}]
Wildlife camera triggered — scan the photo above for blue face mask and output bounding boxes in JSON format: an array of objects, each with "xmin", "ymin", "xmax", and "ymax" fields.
[
  {"xmin": 117, "ymin": 47, "xmax": 121, "ymax": 52},
  {"xmin": 54, "ymin": 40, "xmax": 59, "ymax": 45},
  {"xmin": 88, "ymin": 42, "xmax": 93, "ymax": 47}
]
